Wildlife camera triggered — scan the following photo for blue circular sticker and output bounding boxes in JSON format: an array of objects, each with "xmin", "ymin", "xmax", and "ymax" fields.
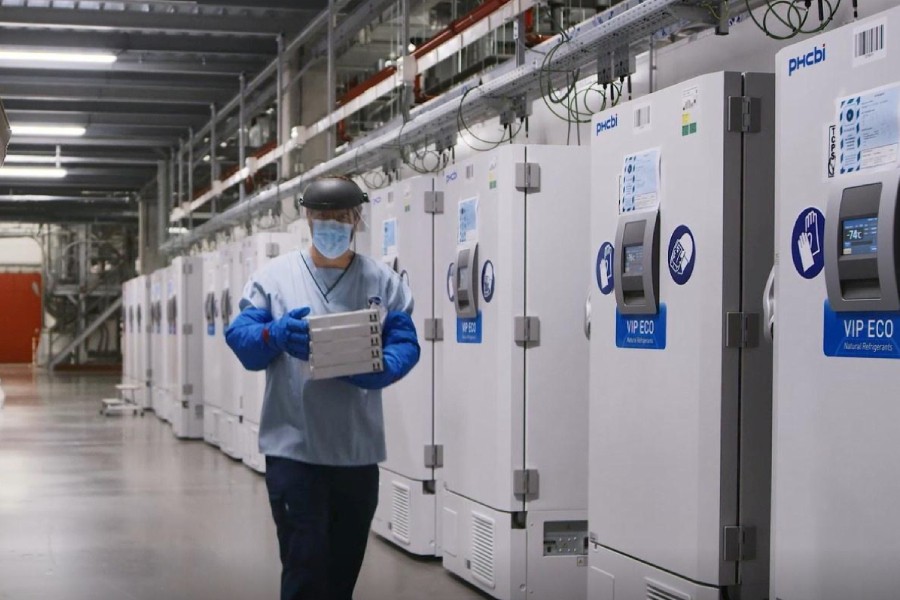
[
  {"xmin": 481, "ymin": 260, "xmax": 495, "ymax": 303},
  {"xmin": 596, "ymin": 242, "xmax": 615, "ymax": 295},
  {"xmin": 668, "ymin": 225, "xmax": 696, "ymax": 285},
  {"xmin": 791, "ymin": 207, "xmax": 825, "ymax": 279},
  {"xmin": 447, "ymin": 263, "xmax": 456, "ymax": 301}
]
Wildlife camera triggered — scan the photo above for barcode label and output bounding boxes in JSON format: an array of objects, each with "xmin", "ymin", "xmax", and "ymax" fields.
[
  {"xmin": 854, "ymin": 19, "xmax": 887, "ymax": 66},
  {"xmin": 633, "ymin": 104, "xmax": 651, "ymax": 132}
]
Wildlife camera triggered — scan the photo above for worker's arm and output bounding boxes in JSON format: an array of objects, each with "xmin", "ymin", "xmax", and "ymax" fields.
[
  {"xmin": 225, "ymin": 307, "xmax": 281, "ymax": 371},
  {"xmin": 344, "ymin": 310, "xmax": 421, "ymax": 390},
  {"xmin": 226, "ymin": 306, "xmax": 312, "ymax": 371}
]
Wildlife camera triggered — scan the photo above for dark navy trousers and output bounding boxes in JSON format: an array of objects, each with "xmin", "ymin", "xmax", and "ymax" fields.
[{"xmin": 265, "ymin": 456, "xmax": 379, "ymax": 600}]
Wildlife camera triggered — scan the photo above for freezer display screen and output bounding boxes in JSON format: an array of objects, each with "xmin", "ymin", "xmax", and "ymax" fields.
[
  {"xmin": 624, "ymin": 244, "xmax": 644, "ymax": 275},
  {"xmin": 842, "ymin": 216, "xmax": 878, "ymax": 256}
]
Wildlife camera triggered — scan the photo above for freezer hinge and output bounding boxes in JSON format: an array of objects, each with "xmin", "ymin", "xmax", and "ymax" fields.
[
  {"xmin": 266, "ymin": 242, "xmax": 280, "ymax": 258},
  {"xmin": 588, "ymin": 531, "xmax": 599, "ymax": 545},
  {"xmin": 182, "ymin": 323, "xmax": 194, "ymax": 335},
  {"xmin": 424, "ymin": 318, "xmax": 444, "ymax": 341},
  {"xmin": 723, "ymin": 526, "xmax": 757, "ymax": 562},
  {"xmin": 725, "ymin": 312, "xmax": 760, "ymax": 348},
  {"xmin": 513, "ymin": 469, "xmax": 540, "ymax": 498},
  {"xmin": 424, "ymin": 444, "xmax": 444, "ymax": 468},
  {"xmin": 182, "ymin": 263, "xmax": 194, "ymax": 275},
  {"xmin": 146, "ymin": 368, "xmax": 152, "ymax": 379},
  {"xmin": 424, "ymin": 191, "xmax": 444, "ymax": 214},
  {"xmin": 514, "ymin": 316, "xmax": 541, "ymax": 345},
  {"xmin": 515, "ymin": 162, "xmax": 541, "ymax": 192},
  {"xmin": 182, "ymin": 384, "xmax": 194, "ymax": 396},
  {"xmin": 727, "ymin": 96, "xmax": 762, "ymax": 133}
]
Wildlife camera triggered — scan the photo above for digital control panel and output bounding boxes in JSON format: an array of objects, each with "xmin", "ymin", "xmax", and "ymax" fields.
[
  {"xmin": 826, "ymin": 171, "xmax": 900, "ymax": 312},
  {"xmin": 614, "ymin": 211, "xmax": 660, "ymax": 315}
]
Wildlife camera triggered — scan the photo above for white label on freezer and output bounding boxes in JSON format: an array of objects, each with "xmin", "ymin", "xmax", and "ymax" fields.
[
  {"xmin": 382, "ymin": 218, "xmax": 398, "ymax": 257},
  {"xmin": 620, "ymin": 148, "xmax": 661, "ymax": 214},
  {"xmin": 681, "ymin": 86, "xmax": 699, "ymax": 136},
  {"xmin": 458, "ymin": 197, "xmax": 478, "ymax": 243},
  {"xmin": 837, "ymin": 84, "xmax": 900, "ymax": 175},
  {"xmin": 853, "ymin": 18, "xmax": 887, "ymax": 67},
  {"xmin": 633, "ymin": 103, "xmax": 651, "ymax": 133}
]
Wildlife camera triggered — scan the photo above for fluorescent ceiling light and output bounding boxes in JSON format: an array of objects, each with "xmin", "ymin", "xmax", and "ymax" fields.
[
  {"xmin": 3, "ymin": 154, "xmax": 58, "ymax": 164},
  {"xmin": 0, "ymin": 166, "xmax": 67, "ymax": 179},
  {"xmin": 10, "ymin": 125, "xmax": 86, "ymax": 137},
  {"xmin": 0, "ymin": 50, "xmax": 117, "ymax": 64},
  {"xmin": 168, "ymin": 227, "xmax": 189, "ymax": 235}
]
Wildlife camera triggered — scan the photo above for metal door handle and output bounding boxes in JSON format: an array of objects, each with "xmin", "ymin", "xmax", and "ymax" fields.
[
  {"xmin": 763, "ymin": 265, "xmax": 776, "ymax": 343},
  {"xmin": 584, "ymin": 288, "xmax": 592, "ymax": 340}
]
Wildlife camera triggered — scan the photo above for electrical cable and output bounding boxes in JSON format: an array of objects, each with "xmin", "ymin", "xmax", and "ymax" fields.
[{"xmin": 744, "ymin": 0, "xmax": 840, "ymax": 40}]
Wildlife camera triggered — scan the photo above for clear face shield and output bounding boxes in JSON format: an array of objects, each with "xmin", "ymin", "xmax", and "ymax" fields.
[{"xmin": 307, "ymin": 206, "xmax": 365, "ymax": 258}]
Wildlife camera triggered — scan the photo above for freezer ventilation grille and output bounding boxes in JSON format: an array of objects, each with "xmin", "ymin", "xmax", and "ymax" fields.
[
  {"xmin": 646, "ymin": 580, "xmax": 691, "ymax": 600},
  {"xmin": 470, "ymin": 512, "xmax": 496, "ymax": 589},
  {"xmin": 390, "ymin": 482, "xmax": 411, "ymax": 545}
]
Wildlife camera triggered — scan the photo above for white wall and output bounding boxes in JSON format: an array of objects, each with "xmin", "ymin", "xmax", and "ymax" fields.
[{"xmin": 0, "ymin": 238, "xmax": 42, "ymax": 270}]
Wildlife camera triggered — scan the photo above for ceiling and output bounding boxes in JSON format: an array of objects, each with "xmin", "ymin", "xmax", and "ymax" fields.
[{"xmin": 0, "ymin": 0, "xmax": 336, "ymax": 223}]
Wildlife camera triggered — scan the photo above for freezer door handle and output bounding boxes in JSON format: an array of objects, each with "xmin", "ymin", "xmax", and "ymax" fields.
[
  {"xmin": 763, "ymin": 265, "xmax": 776, "ymax": 343},
  {"xmin": 583, "ymin": 289, "xmax": 591, "ymax": 340}
]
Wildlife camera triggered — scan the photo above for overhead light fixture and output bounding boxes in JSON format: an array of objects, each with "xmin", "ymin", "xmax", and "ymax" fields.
[
  {"xmin": 0, "ymin": 50, "xmax": 117, "ymax": 64},
  {"xmin": 202, "ymin": 154, "xmax": 210, "ymax": 162},
  {"xmin": 0, "ymin": 166, "xmax": 67, "ymax": 179},
  {"xmin": 220, "ymin": 141, "xmax": 228, "ymax": 148},
  {"xmin": 168, "ymin": 227, "xmax": 189, "ymax": 235},
  {"xmin": 10, "ymin": 125, "xmax": 86, "ymax": 137}
]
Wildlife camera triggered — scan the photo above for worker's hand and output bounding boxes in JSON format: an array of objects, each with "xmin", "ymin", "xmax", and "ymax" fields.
[{"xmin": 267, "ymin": 307, "xmax": 311, "ymax": 361}]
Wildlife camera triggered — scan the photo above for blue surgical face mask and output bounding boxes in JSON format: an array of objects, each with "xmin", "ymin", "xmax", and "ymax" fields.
[{"xmin": 311, "ymin": 219, "xmax": 353, "ymax": 259}]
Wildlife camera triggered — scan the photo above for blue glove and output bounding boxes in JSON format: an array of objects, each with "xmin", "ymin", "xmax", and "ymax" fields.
[
  {"xmin": 344, "ymin": 311, "xmax": 421, "ymax": 390},
  {"xmin": 267, "ymin": 307, "xmax": 311, "ymax": 361}
]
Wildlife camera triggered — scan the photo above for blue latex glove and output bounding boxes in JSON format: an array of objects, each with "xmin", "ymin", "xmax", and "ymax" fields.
[
  {"xmin": 344, "ymin": 311, "xmax": 421, "ymax": 390},
  {"xmin": 267, "ymin": 307, "xmax": 311, "ymax": 361}
]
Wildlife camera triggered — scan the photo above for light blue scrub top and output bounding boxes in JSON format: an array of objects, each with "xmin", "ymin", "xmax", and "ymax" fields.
[{"xmin": 240, "ymin": 249, "xmax": 413, "ymax": 466}]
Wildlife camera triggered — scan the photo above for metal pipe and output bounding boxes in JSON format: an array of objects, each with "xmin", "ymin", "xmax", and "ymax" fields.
[
  {"xmin": 177, "ymin": 139, "xmax": 185, "ymax": 211},
  {"xmin": 210, "ymin": 103, "xmax": 218, "ymax": 215},
  {"xmin": 188, "ymin": 127, "xmax": 194, "ymax": 231},
  {"xmin": 326, "ymin": 0, "xmax": 336, "ymax": 160},
  {"xmin": 239, "ymin": 74, "xmax": 246, "ymax": 202},
  {"xmin": 402, "ymin": 0, "xmax": 411, "ymax": 121},
  {"xmin": 276, "ymin": 34, "xmax": 285, "ymax": 181}
]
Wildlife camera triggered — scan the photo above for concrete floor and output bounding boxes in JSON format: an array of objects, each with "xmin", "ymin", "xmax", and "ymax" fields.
[{"xmin": 0, "ymin": 365, "xmax": 487, "ymax": 600}]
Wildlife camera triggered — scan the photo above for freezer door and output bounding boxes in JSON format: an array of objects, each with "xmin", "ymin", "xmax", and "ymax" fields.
[
  {"xmin": 588, "ymin": 72, "xmax": 746, "ymax": 587},
  {"xmin": 772, "ymin": 9, "xmax": 900, "ymax": 600},
  {"xmin": 371, "ymin": 176, "xmax": 438, "ymax": 483},
  {"xmin": 440, "ymin": 146, "xmax": 525, "ymax": 513}
]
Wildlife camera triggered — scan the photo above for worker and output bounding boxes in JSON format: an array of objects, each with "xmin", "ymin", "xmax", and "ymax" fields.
[{"xmin": 225, "ymin": 176, "xmax": 420, "ymax": 600}]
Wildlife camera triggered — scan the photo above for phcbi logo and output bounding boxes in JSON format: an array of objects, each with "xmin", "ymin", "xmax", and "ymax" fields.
[
  {"xmin": 788, "ymin": 44, "xmax": 826, "ymax": 77},
  {"xmin": 595, "ymin": 114, "xmax": 619, "ymax": 135}
]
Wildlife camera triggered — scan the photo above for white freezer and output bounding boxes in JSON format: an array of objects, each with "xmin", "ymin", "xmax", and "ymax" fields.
[
  {"xmin": 367, "ymin": 174, "xmax": 443, "ymax": 557},
  {"xmin": 438, "ymin": 145, "xmax": 591, "ymax": 599},
  {"xmin": 217, "ymin": 242, "xmax": 243, "ymax": 460},
  {"xmin": 166, "ymin": 255, "xmax": 205, "ymax": 439},
  {"xmin": 149, "ymin": 268, "xmax": 168, "ymax": 418},
  {"xmin": 133, "ymin": 275, "xmax": 152, "ymax": 409},
  {"xmin": 236, "ymin": 231, "xmax": 295, "ymax": 474},
  {"xmin": 202, "ymin": 252, "xmax": 222, "ymax": 447},
  {"xmin": 772, "ymin": 8, "xmax": 900, "ymax": 600},
  {"xmin": 587, "ymin": 71, "xmax": 775, "ymax": 599}
]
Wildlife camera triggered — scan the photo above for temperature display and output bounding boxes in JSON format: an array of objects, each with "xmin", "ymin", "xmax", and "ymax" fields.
[
  {"xmin": 624, "ymin": 244, "xmax": 644, "ymax": 275},
  {"xmin": 842, "ymin": 216, "xmax": 878, "ymax": 256}
]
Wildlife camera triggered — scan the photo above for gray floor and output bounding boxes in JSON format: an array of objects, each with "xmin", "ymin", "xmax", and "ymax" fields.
[{"xmin": 0, "ymin": 365, "xmax": 487, "ymax": 600}]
